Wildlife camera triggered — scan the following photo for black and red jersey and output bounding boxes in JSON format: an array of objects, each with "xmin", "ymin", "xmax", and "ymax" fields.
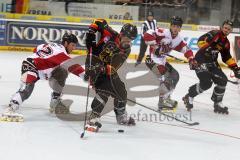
[{"xmin": 195, "ymin": 30, "xmax": 236, "ymax": 67}]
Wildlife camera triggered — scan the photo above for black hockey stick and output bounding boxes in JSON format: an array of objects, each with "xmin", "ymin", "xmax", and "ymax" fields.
[
  {"xmin": 166, "ymin": 54, "xmax": 239, "ymax": 85},
  {"xmin": 208, "ymin": 71, "xmax": 239, "ymax": 85},
  {"xmin": 80, "ymin": 48, "xmax": 92, "ymax": 139},
  {"xmin": 127, "ymin": 98, "xmax": 200, "ymax": 126}
]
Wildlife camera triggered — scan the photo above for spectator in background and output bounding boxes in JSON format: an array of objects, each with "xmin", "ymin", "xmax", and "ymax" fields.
[
  {"xmin": 135, "ymin": 11, "xmax": 157, "ymax": 66},
  {"xmin": 232, "ymin": 13, "xmax": 240, "ymax": 28}
]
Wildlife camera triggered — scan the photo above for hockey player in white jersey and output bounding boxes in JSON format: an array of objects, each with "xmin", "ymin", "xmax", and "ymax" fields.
[
  {"xmin": 143, "ymin": 16, "xmax": 195, "ymax": 111},
  {"xmin": 1, "ymin": 33, "xmax": 85, "ymax": 122}
]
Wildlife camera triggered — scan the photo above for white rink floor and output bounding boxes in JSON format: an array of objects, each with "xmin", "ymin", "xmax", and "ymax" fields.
[{"xmin": 0, "ymin": 51, "xmax": 240, "ymax": 160}]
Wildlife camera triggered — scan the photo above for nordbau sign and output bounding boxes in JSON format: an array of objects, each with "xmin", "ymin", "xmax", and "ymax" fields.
[{"xmin": 5, "ymin": 21, "xmax": 88, "ymax": 49}]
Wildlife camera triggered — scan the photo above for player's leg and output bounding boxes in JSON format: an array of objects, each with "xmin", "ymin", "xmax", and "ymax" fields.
[
  {"xmin": 183, "ymin": 69, "xmax": 212, "ymax": 111},
  {"xmin": 2, "ymin": 59, "xmax": 38, "ymax": 121},
  {"xmin": 158, "ymin": 63, "xmax": 179, "ymax": 110},
  {"xmin": 85, "ymin": 89, "xmax": 109, "ymax": 132},
  {"xmin": 211, "ymin": 67, "xmax": 229, "ymax": 114},
  {"xmin": 112, "ymin": 77, "xmax": 135, "ymax": 125},
  {"xmin": 48, "ymin": 66, "xmax": 69, "ymax": 114}
]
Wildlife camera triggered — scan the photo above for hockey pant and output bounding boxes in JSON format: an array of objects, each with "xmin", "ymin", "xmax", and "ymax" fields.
[
  {"xmin": 91, "ymin": 74, "xmax": 127, "ymax": 117},
  {"xmin": 10, "ymin": 59, "xmax": 68, "ymax": 106},
  {"xmin": 145, "ymin": 57, "xmax": 179, "ymax": 98},
  {"xmin": 188, "ymin": 64, "xmax": 227, "ymax": 103}
]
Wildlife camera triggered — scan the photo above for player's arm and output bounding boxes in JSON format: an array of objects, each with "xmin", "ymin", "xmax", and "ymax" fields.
[
  {"xmin": 85, "ymin": 19, "xmax": 107, "ymax": 51},
  {"xmin": 220, "ymin": 42, "xmax": 240, "ymax": 78},
  {"xmin": 197, "ymin": 30, "xmax": 220, "ymax": 50}
]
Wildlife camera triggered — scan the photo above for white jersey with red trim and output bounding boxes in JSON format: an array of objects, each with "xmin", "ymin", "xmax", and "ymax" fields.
[
  {"xmin": 30, "ymin": 43, "xmax": 84, "ymax": 80},
  {"xmin": 144, "ymin": 28, "xmax": 193, "ymax": 65}
]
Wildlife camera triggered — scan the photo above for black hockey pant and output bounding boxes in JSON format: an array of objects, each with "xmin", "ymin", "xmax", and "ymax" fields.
[
  {"xmin": 188, "ymin": 64, "xmax": 228, "ymax": 103},
  {"xmin": 91, "ymin": 74, "xmax": 127, "ymax": 116}
]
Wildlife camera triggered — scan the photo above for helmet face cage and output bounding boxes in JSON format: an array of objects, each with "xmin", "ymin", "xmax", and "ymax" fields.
[
  {"xmin": 170, "ymin": 16, "xmax": 183, "ymax": 27},
  {"xmin": 62, "ymin": 33, "xmax": 78, "ymax": 44},
  {"xmin": 222, "ymin": 20, "xmax": 233, "ymax": 28},
  {"xmin": 120, "ymin": 23, "xmax": 138, "ymax": 40}
]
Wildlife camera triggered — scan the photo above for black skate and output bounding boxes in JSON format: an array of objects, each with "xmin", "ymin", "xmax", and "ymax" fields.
[
  {"xmin": 213, "ymin": 102, "xmax": 229, "ymax": 114},
  {"xmin": 85, "ymin": 111, "xmax": 102, "ymax": 132},
  {"xmin": 182, "ymin": 94, "xmax": 194, "ymax": 111},
  {"xmin": 116, "ymin": 112, "xmax": 136, "ymax": 126},
  {"xmin": 85, "ymin": 121, "xmax": 102, "ymax": 132}
]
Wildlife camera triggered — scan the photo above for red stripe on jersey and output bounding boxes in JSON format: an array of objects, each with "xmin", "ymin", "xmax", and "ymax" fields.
[
  {"xmin": 174, "ymin": 41, "xmax": 186, "ymax": 52},
  {"xmin": 68, "ymin": 64, "xmax": 85, "ymax": 76},
  {"xmin": 34, "ymin": 53, "xmax": 70, "ymax": 70}
]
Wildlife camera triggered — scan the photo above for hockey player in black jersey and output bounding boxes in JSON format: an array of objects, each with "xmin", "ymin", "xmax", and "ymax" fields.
[
  {"xmin": 183, "ymin": 20, "xmax": 240, "ymax": 114},
  {"xmin": 84, "ymin": 19, "xmax": 138, "ymax": 131}
]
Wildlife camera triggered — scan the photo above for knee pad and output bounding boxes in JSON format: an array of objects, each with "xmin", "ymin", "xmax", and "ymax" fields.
[
  {"xmin": 145, "ymin": 55, "xmax": 164, "ymax": 77},
  {"xmin": 165, "ymin": 63, "xmax": 179, "ymax": 88},
  {"xmin": 19, "ymin": 82, "xmax": 35, "ymax": 101},
  {"xmin": 51, "ymin": 67, "xmax": 68, "ymax": 87},
  {"xmin": 91, "ymin": 93, "xmax": 109, "ymax": 113},
  {"xmin": 200, "ymin": 80, "xmax": 213, "ymax": 90},
  {"xmin": 114, "ymin": 99, "xmax": 127, "ymax": 115},
  {"xmin": 211, "ymin": 85, "xmax": 226, "ymax": 102}
]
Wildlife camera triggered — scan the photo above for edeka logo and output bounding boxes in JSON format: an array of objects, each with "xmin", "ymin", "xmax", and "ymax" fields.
[{"xmin": 6, "ymin": 21, "xmax": 88, "ymax": 49}]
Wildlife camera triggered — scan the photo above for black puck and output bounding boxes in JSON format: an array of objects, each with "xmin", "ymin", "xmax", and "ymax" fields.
[{"xmin": 118, "ymin": 129, "xmax": 124, "ymax": 133}]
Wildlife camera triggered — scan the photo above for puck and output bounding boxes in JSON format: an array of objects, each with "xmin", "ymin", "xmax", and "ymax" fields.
[{"xmin": 118, "ymin": 129, "xmax": 124, "ymax": 133}]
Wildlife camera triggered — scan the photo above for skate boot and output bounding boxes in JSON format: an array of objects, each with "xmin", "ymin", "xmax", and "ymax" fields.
[
  {"xmin": 49, "ymin": 92, "xmax": 70, "ymax": 114},
  {"xmin": 213, "ymin": 102, "xmax": 229, "ymax": 114},
  {"xmin": 116, "ymin": 112, "xmax": 136, "ymax": 126},
  {"xmin": 158, "ymin": 97, "xmax": 178, "ymax": 111},
  {"xmin": 85, "ymin": 111, "xmax": 102, "ymax": 132},
  {"xmin": 182, "ymin": 94, "xmax": 194, "ymax": 111},
  {"xmin": 1, "ymin": 100, "xmax": 23, "ymax": 122}
]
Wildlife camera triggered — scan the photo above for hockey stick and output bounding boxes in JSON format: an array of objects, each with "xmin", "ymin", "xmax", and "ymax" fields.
[
  {"xmin": 166, "ymin": 54, "xmax": 188, "ymax": 63},
  {"xmin": 166, "ymin": 54, "xmax": 239, "ymax": 85},
  {"xmin": 80, "ymin": 48, "xmax": 92, "ymax": 139},
  {"xmin": 127, "ymin": 98, "xmax": 200, "ymax": 126},
  {"xmin": 209, "ymin": 71, "xmax": 239, "ymax": 85}
]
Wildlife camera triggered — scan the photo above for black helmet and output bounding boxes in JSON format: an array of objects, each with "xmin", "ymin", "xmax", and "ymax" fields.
[
  {"xmin": 147, "ymin": 11, "xmax": 154, "ymax": 17},
  {"xmin": 222, "ymin": 20, "xmax": 233, "ymax": 27},
  {"xmin": 120, "ymin": 23, "xmax": 138, "ymax": 40},
  {"xmin": 62, "ymin": 32, "xmax": 78, "ymax": 44},
  {"xmin": 170, "ymin": 16, "xmax": 183, "ymax": 27}
]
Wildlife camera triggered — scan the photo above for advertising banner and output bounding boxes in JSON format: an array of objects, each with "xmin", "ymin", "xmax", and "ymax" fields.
[
  {"xmin": 66, "ymin": 3, "xmax": 139, "ymax": 20},
  {"xmin": 0, "ymin": 0, "xmax": 12, "ymax": 13},
  {"xmin": 28, "ymin": 1, "xmax": 139, "ymax": 20},
  {"xmin": 0, "ymin": 20, "xmax": 6, "ymax": 46},
  {"xmin": 5, "ymin": 20, "xmax": 88, "ymax": 50}
]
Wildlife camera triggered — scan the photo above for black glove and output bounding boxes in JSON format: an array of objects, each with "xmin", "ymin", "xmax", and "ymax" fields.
[
  {"xmin": 85, "ymin": 64, "xmax": 104, "ymax": 80},
  {"xmin": 231, "ymin": 65, "xmax": 240, "ymax": 79},
  {"xmin": 85, "ymin": 32, "xmax": 96, "ymax": 51},
  {"xmin": 188, "ymin": 58, "xmax": 199, "ymax": 70}
]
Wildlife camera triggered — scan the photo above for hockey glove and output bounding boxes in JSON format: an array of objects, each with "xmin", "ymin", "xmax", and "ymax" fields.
[
  {"xmin": 188, "ymin": 58, "xmax": 199, "ymax": 70},
  {"xmin": 231, "ymin": 65, "xmax": 240, "ymax": 79}
]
